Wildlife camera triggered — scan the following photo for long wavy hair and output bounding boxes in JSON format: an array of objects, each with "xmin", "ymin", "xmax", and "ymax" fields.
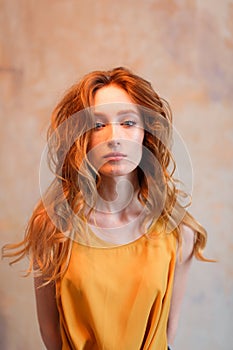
[{"xmin": 2, "ymin": 67, "xmax": 211, "ymax": 284}]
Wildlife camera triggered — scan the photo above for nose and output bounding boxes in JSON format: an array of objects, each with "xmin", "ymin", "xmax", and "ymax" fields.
[{"xmin": 107, "ymin": 123, "xmax": 121, "ymax": 147}]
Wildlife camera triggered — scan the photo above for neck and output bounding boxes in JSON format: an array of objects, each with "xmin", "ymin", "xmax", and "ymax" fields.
[{"xmin": 95, "ymin": 170, "xmax": 140, "ymax": 214}]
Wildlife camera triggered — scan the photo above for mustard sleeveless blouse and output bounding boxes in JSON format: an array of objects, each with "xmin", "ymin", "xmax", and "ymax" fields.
[{"xmin": 56, "ymin": 231, "xmax": 177, "ymax": 350}]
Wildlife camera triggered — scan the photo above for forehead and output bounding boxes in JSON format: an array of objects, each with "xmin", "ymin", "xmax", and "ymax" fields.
[
  {"xmin": 94, "ymin": 85, "xmax": 134, "ymax": 105},
  {"xmin": 93, "ymin": 85, "xmax": 139, "ymax": 117}
]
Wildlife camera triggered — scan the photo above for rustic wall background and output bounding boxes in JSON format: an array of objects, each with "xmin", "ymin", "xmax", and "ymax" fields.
[{"xmin": 1, "ymin": 0, "xmax": 232, "ymax": 349}]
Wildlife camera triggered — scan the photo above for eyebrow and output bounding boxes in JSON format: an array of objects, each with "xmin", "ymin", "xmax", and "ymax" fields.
[
  {"xmin": 93, "ymin": 109, "xmax": 140, "ymax": 118},
  {"xmin": 117, "ymin": 109, "xmax": 140, "ymax": 117}
]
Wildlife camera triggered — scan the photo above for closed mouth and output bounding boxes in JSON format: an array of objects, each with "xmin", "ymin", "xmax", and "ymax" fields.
[{"xmin": 103, "ymin": 152, "xmax": 127, "ymax": 159}]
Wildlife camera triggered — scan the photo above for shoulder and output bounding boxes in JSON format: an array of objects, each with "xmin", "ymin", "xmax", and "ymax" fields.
[{"xmin": 178, "ymin": 223, "xmax": 195, "ymax": 263}]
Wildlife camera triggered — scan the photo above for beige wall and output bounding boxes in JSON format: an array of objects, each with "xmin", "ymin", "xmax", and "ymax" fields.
[{"xmin": 1, "ymin": 0, "xmax": 232, "ymax": 349}]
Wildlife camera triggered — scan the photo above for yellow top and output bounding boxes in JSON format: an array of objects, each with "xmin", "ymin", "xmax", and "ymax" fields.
[{"xmin": 56, "ymin": 230, "xmax": 177, "ymax": 350}]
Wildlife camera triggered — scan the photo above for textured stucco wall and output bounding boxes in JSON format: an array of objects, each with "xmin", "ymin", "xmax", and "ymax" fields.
[{"xmin": 1, "ymin": 1, "xmax": 232, "ymax": 349}]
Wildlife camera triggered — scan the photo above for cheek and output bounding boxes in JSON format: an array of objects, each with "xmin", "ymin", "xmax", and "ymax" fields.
[
  {"xmin": 127, "ymin": 139, "xmax": 144, "ymax": 165},
  {"xmin": 88, "ymin": 130, "xmax": 107, "ymax": 150},
  {"xmin": 134, "ymin": 129, "xmax": 144, "ymax": 147},
  {"xmin": 125, "ymin": 129, "xmax": 144, "ymax": 152},
  {"xmin": 88, "ymin": 133, "xmax": 96, "ymax": 151},
  {"xmin": 87, "ymin": 137, "xmax": 101, "ymax": 155},
  {"xmin": 135, "ymin": 131, "xmax": 144, "ymax": 161},
  {"xmin": 87, "ymin": 142, "xmax": 106, "ymax": 171}
]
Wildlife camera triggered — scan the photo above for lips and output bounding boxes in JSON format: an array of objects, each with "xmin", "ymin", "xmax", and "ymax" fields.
[{"xmin": 103, "ymin": 152, "xmax": 127, "ymax": 160}]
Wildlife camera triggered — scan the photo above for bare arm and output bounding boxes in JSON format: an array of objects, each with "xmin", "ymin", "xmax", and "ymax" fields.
[
  {"xmin": 167, "ymin": 224, "xmax": 195, "ymax": 346},
  {"xmin": 34, "ymin": 276, "xmax": 62, "ymax": 350}
]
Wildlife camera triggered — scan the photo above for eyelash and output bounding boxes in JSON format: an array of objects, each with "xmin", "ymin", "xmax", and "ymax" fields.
[
  {"xmin": 94, "ymin": 122, "xmax": 105, "ymax": 130},
  {"xmin": 122, "ymin": 120, "xmax": 136, "ymax": 127},
  {"xmin": 94, "ymin": 120, "xmax": 137, "ymax": 130}
]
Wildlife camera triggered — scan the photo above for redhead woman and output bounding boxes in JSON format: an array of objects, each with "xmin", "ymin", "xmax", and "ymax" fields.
[{"xmin": 3, "ymin": 67, "xmax": 211, "ymax": 350}]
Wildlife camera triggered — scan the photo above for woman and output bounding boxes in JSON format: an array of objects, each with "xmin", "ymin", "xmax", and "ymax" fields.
[{"xmin": 3, "ymin": 67, "xmax": 210, "ymax": 350}]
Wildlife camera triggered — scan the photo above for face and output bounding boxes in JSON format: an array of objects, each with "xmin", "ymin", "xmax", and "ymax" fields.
[{"xmin": 88, "ymin": 85, "xmax": 144, "ymax": 178}]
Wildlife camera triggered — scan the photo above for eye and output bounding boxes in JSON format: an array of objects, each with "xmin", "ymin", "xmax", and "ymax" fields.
[
  {"xmin": 94, "ymin": 122, "xmax": 105, "ymax": 130},
  {"xmin": 121, "ymin": 120, "xmax": 137, "ymax": 127}
]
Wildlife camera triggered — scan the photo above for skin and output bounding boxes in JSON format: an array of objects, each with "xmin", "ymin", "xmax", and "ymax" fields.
[
  {"xmin": 34, "ymin": 84, "xmax": 194, "ymax": 349},
  {"xmin": 89, "ymin": 85, "xmax": 144, "ymax": 180},
  {"xmin": 87, "ymin": 85, "xmax": 145, "ymax": 244}
]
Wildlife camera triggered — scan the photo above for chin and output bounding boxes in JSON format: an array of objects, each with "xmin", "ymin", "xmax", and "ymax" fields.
[{"xmin": 99, "ymin": 164, "xmax": 138, "ymax": 177}]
